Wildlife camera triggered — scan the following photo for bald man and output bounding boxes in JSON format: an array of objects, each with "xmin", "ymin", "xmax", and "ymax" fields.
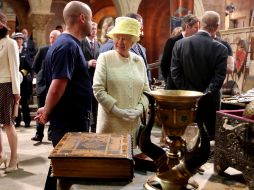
[
  {"xmin": 31, "ymin": 29, "xmax": 61, "ymax": 142},
  {"xmin": 34, "ymin": 2, "xmax": 93, "ymax": 189},
  {"xmin": 171, "ymin": 11, "xmax": 227, "ymax": 143}
]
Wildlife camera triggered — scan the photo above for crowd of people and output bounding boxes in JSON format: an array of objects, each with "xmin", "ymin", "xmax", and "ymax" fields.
[{"xmin": 0, "ymin": 1, "xmax": 231, "ymax": 189}]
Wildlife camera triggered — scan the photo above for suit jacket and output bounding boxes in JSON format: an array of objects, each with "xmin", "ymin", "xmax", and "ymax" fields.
[
  {"xmin": 32, "ymin": 45, "xmax": 49, "ymax": 95},
  {"xmin": 215, "ymin": 37, "xmax": 233, "ymax": 56},
  {"xmin": 80, "ymin": 38, "xmax": 100, "ymax": 82},
  {"xmin": 171, "ymin": 31, "xmax": 228, "ymax": 139},
  {"xmin": 24, "ymin": 38, "xmax": 37, "ymax": 60},
  {"xmin": 160, "ymin": 33, "xmax": 183, "ymax": 89},
  {"xmin": 131, "ymin": 43, "xmax": 152, "ymax": 84},
  {"xmin": 171, "ymin": 31, "xmax": 227, "ymax": 93},
  {"xmin": 99, "ymin": 39, "xmax": 114, "ymax": 53},
  {"xmin": 19, "ymin": 46, "xmax": 33, "ymax": 98}
]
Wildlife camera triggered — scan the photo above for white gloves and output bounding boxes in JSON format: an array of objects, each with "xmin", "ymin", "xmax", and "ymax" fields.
[
  {"xmin": 19, "ymin": 72, "xmax": 23, "ymax": 84},
  {"xmin": 111, "ymin": 105, "xmax": 130, "ymax": 121},
  {"xmin": 126, "ymin": 109, "xmax": 143, "ymax": 120},
  {"xmin": 111, "ymin": 105, "xmax": 142, "ymax": 121}
]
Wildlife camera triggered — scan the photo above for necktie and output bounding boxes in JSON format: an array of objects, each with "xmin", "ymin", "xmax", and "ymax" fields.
[
  {"xmin": 90, "ymin": 41, "xmax": 95, "ymax": 58},
  {"xmin": 90, "ymin": 41, "xmax": 94, "ymax": 50}
]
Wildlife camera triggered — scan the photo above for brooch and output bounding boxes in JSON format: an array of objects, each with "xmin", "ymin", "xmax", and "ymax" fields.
[{"xmin": 133, "ymin": 57, "xmax": 139, "ymax": 62}]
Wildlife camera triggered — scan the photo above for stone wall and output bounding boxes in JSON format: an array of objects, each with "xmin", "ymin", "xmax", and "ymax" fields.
[{"xmin": 202, "ymin": 0, "xmax": 226, "ymax": 29}]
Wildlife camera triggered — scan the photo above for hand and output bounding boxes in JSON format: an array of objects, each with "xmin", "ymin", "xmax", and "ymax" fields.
[
  {"xmin": 13, "ymin": 94, "xmax": 21, "ymax": 104},
  {"xmin": 88, "ymin": 59, "xmax": 96, "ymax": 68},
  {"xmin": 126, "ymin": 109, "xmax": 142, "ymax": 120},
  {"xmin": 34, "ymin": 107, "xmax": 48, "ymax": 124},
  {"xmin": 111, "ymin": 105, "xmax": 133, "ymax": 121},
  {"xmin": 203, "ymin": 90, "xmax": 212, "ymax": 97}
]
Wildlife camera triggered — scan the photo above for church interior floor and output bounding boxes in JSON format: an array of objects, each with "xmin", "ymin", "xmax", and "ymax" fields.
[{"xmin": 0, "ymin": 122, "xmax": 250, "ymax": 190}]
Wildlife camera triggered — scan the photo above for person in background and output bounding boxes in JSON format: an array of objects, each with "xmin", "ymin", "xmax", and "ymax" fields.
[
  {"xmin": 0, "ymin": 11, "xmax": 20, "ymax": 173},
  {"xmin": 158, "ymin": 27, "xmax": 183, "ymax": 82},
  {"xmin": 159, "ymin": 15, "xmax": 199, "ymax": 148},
  {"xmin": 31, "ymin": 29, "xmax": 61, "ymax": 142},
  {"xmin": 21, "ymin": 28, "xmax": 37, "ymax": 60},
  {"xmin": 171, "ymin": 26, "xmax": 183, "ymax": 37},
  {"xmin": 55, "ymin": 25, "xmax": 63, "ymax": 33},
  {"xmin": 211, "ymin": 30, "xmax": 235, "ymax": 110},
  {"xmin": 212, "ymin": 31, "xmax": 234, "ymax": 74},
  {"xmin": 13, "ymin": 32, "xmax": 32, "ymax": 128},
  {"xmin": 99, "ymin": 24, "xmax": 114, "ymax": 53},
  {"xmin": 160, "ymin": 14, "xmax": 199, "ymax": 89},
  {"xmin": 81, "ymin": 22, "xmax": 100, "ymax": 133},
  {"xmin": 35, "ymin": 1, "xmax": 93, "ymax": 189},
  {"xmin": 21, "ymin": 28, "xmax": 35, "ymax": 103},
  {"xmin": 93, "ymin": 17, "xmax": 150, "ymax": 147},
  {"xmin": 99, "ymin": 16, "xmax": 115, "ymax": 44},
  {"xmin": 126, "ymin": 12, "xmax": 152, "ymax": 86},
  {"xmin": 171, "ymin": 11, "xmax": 228, "ymax": 141}
]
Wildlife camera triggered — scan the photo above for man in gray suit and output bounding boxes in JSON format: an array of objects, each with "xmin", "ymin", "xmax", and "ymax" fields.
[{"xmin": 171, "ymin": 11, "xmax": 228, "ymax": 141}]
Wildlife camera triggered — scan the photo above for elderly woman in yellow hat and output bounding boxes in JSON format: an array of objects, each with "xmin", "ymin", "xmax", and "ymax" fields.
[{"xmin": 93, "ymin": 17, "xmax": 150, "ymax": 146}]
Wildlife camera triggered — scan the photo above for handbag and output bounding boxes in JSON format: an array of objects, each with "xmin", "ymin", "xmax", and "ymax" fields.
[{"xmin": 222, "ymin": 80, "xmax": 240, "ymax": 96}]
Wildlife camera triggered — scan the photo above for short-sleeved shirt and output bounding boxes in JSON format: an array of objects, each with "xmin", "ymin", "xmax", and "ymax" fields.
[{"xmin": 44, "ymin": 33, "xmax": 92, "ymax": 123}]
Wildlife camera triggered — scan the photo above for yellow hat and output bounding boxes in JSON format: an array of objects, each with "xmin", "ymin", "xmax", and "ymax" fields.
[{"xmin": 107, "ymin": 17, "xmax": 141, "ymax": 42}]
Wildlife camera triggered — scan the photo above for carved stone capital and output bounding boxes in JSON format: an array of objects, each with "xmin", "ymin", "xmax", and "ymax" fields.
[
  {"xmin": 29, "ymin": 13, "xmax": 54, "ymax": 46},
  {"xmin": 112, "ymin": 0, "xmax": 141, "ymax": 16},
  {"xmin": 29, "ymin": 13, "xmax": 54, "ymax": 31}
]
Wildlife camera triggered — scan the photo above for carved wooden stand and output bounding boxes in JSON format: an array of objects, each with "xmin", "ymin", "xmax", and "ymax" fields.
[{"xmin": 214, "ymin": 110, "xmax": 254, "ymax": 190}]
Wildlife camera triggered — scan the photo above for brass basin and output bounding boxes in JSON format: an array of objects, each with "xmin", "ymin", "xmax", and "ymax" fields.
[{"xmin": 149, "ymin": 90, "xmax": 203, "ymax": 136}]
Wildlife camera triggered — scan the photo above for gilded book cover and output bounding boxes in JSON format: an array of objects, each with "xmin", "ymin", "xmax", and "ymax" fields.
[{"xmin": 49, "ymin": 132, "xmax": 133, "ymax": 179}]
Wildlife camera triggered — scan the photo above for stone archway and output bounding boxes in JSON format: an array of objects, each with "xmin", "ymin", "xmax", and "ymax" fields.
[
  {"xmin": 93, "ymin": 6, "xmax": 117, "ymax": 24},
  {"xmin": 3, "ymin": 0, "xmax": 30, "ymax": 34},
  {"xmin": 112, "ymin": 0, "xmax": 141, "ymax": 16},
  {"xmin": 93, "ymin": 6, "xmax": 117, "ymax": 43}
]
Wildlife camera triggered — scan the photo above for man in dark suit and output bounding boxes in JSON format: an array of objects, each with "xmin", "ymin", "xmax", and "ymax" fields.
[
  {"xmin": 160, "ymin": 14, "xmax": 199, "ymax": 89},
  {"xmin": 212, "ymin": 31, "xmax": 234, "ymax": 75},
  {"xmin": 31, "ymin": 29, "xmax": 61, "ymax": 142},
  {"xmin": 126, "ymin": 12, "xmax": 152, "ymax": 85},
  {"xmin": 171, "ymin": 11, "xmax": 228, "ymax": 141},
  {"xmin": 22, "ymin": 28, "xmax": 37, "ymax": 61},
  {"xmin": 131, "ymin": 40, "xmax": 151, "ymax": 85},
  {"xmin": 80, "ymin": 22, "xmax": 100, "ymax": 132}
]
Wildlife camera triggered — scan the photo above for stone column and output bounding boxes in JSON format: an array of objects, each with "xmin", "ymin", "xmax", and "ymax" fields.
[
  {"xmin": 194, "ymin": 0, "xmax": 205, "ymax": 19},
  {"xmin": 29, "ymin": 13, "xmax": 54, "ymax": 46},
  {"xmin": 27, "ymin": 0, "xmax": 53, "ymax": 46},
  {"xmin": 112, "ymin": 0, "xmax": 142, "ymax": 16}
]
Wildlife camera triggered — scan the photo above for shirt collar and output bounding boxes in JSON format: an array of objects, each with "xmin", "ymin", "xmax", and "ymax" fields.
[
  {"xmin": 86, "ymin": 37, "xmax": 94, "ymax": 44},
  {"xmin": 198, "ymin": 29, "xmax": 211, "ymax": 36}
]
